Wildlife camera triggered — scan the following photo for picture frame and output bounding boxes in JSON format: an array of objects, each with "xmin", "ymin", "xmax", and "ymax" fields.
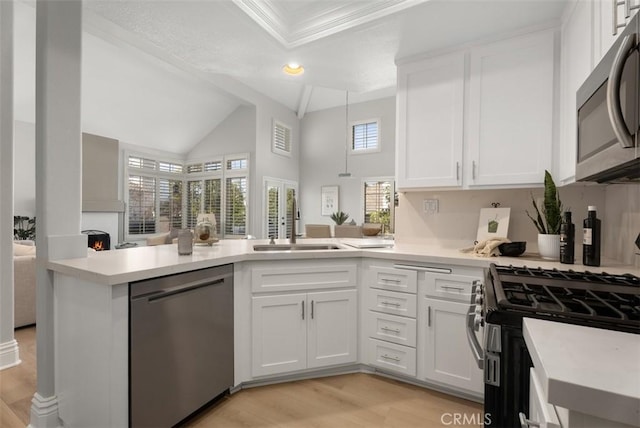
[
  {"xmin": 321, "ymin": 185, "xmax": 339, "ymax": 216},
  {"xmin": 476, "ymin": 207, "xmax": 511, "ymax": 242}
]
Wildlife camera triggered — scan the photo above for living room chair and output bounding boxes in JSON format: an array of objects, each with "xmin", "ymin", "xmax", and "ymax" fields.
[{"xmin": 334, "ymin": 225, "xmax": 363, "ymax": 238}]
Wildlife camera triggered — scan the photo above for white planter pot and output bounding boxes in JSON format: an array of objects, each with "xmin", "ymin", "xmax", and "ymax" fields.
[{"xmin": 538, "ymin": 234, "xmax": 560, "ymax": 260}]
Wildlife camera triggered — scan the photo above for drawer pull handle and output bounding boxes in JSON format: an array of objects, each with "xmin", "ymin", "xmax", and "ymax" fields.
[
  {"xmin": 381, "ymin": 354, "xmax": 401, "ymax": 362},
  {"xmin": 380, "ymin": 326, "xmax": 401, "ymax": 334},
  {"xmin": 381, "ymin": 301, "xmax": 401, "ymax": 307},
  {"xmin": 441, "ymin": 285, "xmax": 465, "ymax": 292},
  {"xmin": 381, "ymin": 278, "xmax": 401, "ymax": 284}
]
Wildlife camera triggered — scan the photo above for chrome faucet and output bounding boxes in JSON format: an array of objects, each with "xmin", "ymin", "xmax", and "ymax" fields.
[{"xmin": 290, "ymin": 196, "xmax": 297, "ymax": 244}]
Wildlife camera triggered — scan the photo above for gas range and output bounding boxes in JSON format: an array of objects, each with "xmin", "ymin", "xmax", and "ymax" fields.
[
  {"xmin": 468, "ymin": 264, "xmax": 640, "ymax": 427},
  {"xmin": 483, "ymin": 264, "xmax": 640, "ymax": 333}
]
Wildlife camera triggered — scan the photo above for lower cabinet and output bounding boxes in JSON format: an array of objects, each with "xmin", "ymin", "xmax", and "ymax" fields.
[
  {"xmin": 418, "ymin": 297, "xmax": 484, "ymax": 395},
  {"xmin": 251, "ymin": 289, "xmax": 357, "ymax": 377}
]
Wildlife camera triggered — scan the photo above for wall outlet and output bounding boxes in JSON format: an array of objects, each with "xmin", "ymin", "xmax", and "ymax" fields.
[{"xmin": 423, "ymin": 199, "xmax": 439, "ymax": 214}]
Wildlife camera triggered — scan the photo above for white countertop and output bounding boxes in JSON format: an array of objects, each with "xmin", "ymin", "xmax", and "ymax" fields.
[
  {"xmin": 47, "ymin": 238, "xmax": 640, "ymax": 285},
  {"xmin": 523, "ymin": 318, "xmax": 640, "ymax": 427}
]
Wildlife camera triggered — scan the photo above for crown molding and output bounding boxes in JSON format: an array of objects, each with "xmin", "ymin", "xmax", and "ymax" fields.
[{"xmin": 233, "ymin": 0, "xmax": 427, "ymax": 48}]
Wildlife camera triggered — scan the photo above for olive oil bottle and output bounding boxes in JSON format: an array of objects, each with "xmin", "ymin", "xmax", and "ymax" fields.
[
  {"xmin": 582, "ymin": 206, "xmax": 601, "ymax": 267},
  {"xmin": 559, "ymin": 211, "xmax": 575, "ymax": 264}
]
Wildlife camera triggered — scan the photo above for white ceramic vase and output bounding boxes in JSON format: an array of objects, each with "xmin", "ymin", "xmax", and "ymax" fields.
[{"xmin": 538, "ymin": 233, "xmax": 560, "ymax": 260}]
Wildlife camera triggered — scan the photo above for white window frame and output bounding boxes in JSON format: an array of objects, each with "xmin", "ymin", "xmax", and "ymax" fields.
[
  {"xmin": 272, "ymin": 119, "xmax": 292, "ymax": 158},
  {"xmin": 124, "ymin": 150, "xmax": 250, "ymax": 241},
  {"xmin": 361, "ymin": 176, "xmax": 395, "ymax": 234},
  {"xmin": 350, "ymin": 118, "xmax": 381, "ymax": 154}
]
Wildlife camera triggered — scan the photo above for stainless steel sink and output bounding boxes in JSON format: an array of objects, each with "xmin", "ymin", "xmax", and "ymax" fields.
[{"xmin": 253, "ymin": 243, "xmax": 343, "ymax": 251}]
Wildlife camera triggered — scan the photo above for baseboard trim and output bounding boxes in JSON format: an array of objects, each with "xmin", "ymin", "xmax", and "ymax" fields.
[
  {"xmin": 0, "ymin": 339, "xmax": 21, "ymax": 370},
  {"xmin": 27, "ymin": 393, "xmax": 61, "ymax": 428}
]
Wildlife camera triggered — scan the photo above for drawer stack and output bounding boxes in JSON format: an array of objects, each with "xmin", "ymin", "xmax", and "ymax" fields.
[{"xmin": 365, "ymin": 264, "xmax": 418, "ymax": 377}]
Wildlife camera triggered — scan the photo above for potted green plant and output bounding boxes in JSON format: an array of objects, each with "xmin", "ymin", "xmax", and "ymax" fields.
[
  {"xmin": 330, "ymin": 211, "xmax": 349, "ymax": 225},
  {"xmin": 526, "ymin": 170, "xmax": 563, "ymax": 260}
]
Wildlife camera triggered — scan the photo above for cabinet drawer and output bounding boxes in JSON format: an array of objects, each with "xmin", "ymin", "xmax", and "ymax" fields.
[
  {"xmin": 368, "ymin": 311, "xmax": 417, "ymax": 348},
  {"xmin": 368, "ymin": 266, "xmax": 417, "ymax": 294},
  {"xmin": 423, "ymin": 273, "xmax": 479, "ymax": 302},
  {"xmin": 367, "ymin": 288, "xmax": 417, "ymax": 318},
  {"xmin": 251, "ymin": 263, "xmax": 357, "ymax": 293},
  {"xmin": 367, "ymin": 338, "xmax": 416, "ymax": 377}
]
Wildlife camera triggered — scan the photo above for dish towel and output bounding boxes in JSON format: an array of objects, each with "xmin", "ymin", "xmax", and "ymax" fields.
[{"xmin": 460, "ymin": 237, "xmax": 511, "ymax": 257}]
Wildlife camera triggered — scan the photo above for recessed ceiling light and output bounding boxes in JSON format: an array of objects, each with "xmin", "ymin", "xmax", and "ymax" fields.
[{"xmin": 282, "ymin": 63, "xmax": 304, "ymax": 76}]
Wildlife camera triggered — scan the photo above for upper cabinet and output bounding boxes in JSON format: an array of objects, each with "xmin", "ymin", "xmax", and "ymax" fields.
[
  {"xmin": 595, "ymin": 0, "xmax": 639, "ymax": 63},
  {"xmin": 396, "ymin": 29, "xmax": 557, "ymax": 191},
  {"xmin": 396, "ymin": 53, "xmax": 465, "ymax": 189},
  {"xmin": 557, "ymin": 1, "xmax": 594, "ymax": 185},
  {"xmin": 467, "ymin": 31, "xmax": 555, "ymax": 187}
]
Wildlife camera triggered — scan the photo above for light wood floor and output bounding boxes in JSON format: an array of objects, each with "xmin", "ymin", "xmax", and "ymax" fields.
[{"xmin": 1, "ymin": 327, "xmax": 482, "ymax": 427}]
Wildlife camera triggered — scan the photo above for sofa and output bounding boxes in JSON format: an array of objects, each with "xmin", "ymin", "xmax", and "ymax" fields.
[{"xmin": 13, "ymin": 240, "xmax": 36, "ymax": 328}]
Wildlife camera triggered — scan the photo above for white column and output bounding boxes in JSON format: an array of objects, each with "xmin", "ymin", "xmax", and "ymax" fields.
[
  {"xmin": 0, "ymin": 0, "xmax": 21, "ymax": 371},
  {"xmin": 30, "ymin": 1, "xmax": 86, "ymax": 427}
]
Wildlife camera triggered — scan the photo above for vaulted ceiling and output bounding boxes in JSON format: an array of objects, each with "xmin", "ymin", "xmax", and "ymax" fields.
[{"xmin": 14, "ymin": 0, "xmax": 568, "ymax": 154}]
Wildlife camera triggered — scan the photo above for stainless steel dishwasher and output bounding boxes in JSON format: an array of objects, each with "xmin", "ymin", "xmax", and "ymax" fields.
[{"xmin": 129, "ymin": 264, "xmax": 233, "ymax": 427}]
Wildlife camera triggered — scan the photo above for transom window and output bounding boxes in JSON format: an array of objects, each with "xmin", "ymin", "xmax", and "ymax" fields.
[{"xmin": 351, "ymin": 119, "xmax": 380, "ymax": 153}]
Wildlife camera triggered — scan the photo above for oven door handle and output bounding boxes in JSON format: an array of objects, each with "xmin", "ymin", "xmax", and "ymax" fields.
[
  {"xmin": 466, "ymin": 310, "xmax": 484, "ymax": 370},
  {"xmin": 607, "ymin": 33, "xmax": 636, "ymax": 149}
]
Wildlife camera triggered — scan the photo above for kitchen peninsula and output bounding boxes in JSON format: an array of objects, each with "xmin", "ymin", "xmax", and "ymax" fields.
[{"xmin": 48, "ymin": 239, "xmax": 639, "ymax": 427}]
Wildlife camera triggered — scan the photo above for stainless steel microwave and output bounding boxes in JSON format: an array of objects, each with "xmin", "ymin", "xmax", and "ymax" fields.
[{"xmin": 576, "ymin": 12, "xmax": 639, "ymax": 183}]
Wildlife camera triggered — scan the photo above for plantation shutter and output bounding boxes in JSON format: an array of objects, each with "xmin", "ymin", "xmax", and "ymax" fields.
[
  {"xmin": 266, "ymin": 184, "xmax": 279, "ymax": 239},
  {"xmin": 186, "ymin": 180, "xmax": 202, "ymax": 229},
  {"xmin": 158, "ymin": 179, "xmax": 183, "ymax": 231},
  {"xmin": 352, "ymin": 121, "xmax": 379, "ymax": 151},
  {"xmin": 272, "ymin": 121, "xmax": 292, "ymax": 156},
  {"xmin": 203, "ymin": 178, "xmax": 222, "ymax": 229},
  {"xmin": 128, "ymin": 175, "xmax": 156, "ymax": 234},
  {"xmin": 364, "ymin": 180, "xmax": 393, "ymax": 233},
  {"xmin": 225, "ymin": 176, "xmax": 247, "ymax": 236}
]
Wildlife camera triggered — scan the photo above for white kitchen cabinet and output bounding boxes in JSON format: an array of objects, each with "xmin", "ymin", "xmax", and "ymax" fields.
[
  {"xmin": 467, "ymin": 30, "xmax": 555, "ymax": 187},
  {"xmin": 396, "ymin": 53, "xmax": 465, "ymax": 189},
  {"xmin": 396, "ymin": 28, "xmax": 556, "ymax": 190},
  {"xmin": 594, "ymin": 0, "xmax": 639, "ymax": 63},
  {"xmin": 525, "ymin": 368, "xmax": 562, "ymax": 428},
  {"xmin": 251, "ymin": 289, "xmax": 357, "ymax": 377},
  {"xmin": 307, "ymin": 289, "xmax": 358, "ymax": 369},
  {"xmin": 418, "ymin": 297, "xmax": 483, "ymax": 395},
  {"xmin": 557, "ymin": 0, "xmax": 594, "ymax": 185}
]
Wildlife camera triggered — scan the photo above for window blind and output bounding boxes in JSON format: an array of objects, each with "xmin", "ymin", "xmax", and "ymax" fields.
[
  {"xmin": 203, "ymin": 178, "xmax": 222, "ymax": 228},
  {"xmin": 225, "ymin": 176, "xmax": 247, "ymax": 236},
  {"xmin": 158, "ymin": 179, "xmax": 183, "ymax": 231},
  {"xmin": 128, "ymin": 175, "xmax": 156, "ymax": 234},
  {"xmin": 128, "ymin": 156, "xmax": 156, "ymax": 170},
  {"xmin": 273, "ymin": 121, "xmax": 292, "ymax": 155},
  {"xmin": 352, "ymin": 121, "xmax": 379, "ymax": 151},
  {"xmin": 186, "ymin": 180, "xmax": 202, "ymax": 229},
  {"xmin": 266, "ymin": 185, "xmax": 279, "ymax": 239}
]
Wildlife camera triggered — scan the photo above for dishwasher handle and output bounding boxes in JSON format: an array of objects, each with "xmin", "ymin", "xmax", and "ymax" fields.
[{"xmin": 135, "ymin": 276, "xmax": 228, "ymax": 303}]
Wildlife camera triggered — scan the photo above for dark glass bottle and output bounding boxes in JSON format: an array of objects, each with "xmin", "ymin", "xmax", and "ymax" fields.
[
  {"xmin": 559, "ymin": 211, "xmax": 575, "ymax": 264},
  {"xmin": 582, "ymin": 206, "xmax": 601, "ymax": 267}
]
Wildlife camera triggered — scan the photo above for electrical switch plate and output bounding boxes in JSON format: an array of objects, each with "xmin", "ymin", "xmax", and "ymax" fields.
[{"xmin": 423, "ymin": 199, "xmax": 439, "ymax": 214}]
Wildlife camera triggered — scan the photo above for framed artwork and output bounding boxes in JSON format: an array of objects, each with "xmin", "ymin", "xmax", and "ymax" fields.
[
  {"xmin": 476, "ymin": 207, "xmax": 511, "ymax": 241},
  {"xmin": 321, "ymin": 185, "xmax": 339, "ymax": 216}
]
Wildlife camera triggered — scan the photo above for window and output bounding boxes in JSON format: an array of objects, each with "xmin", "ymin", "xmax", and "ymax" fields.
[
  {"xmin": 125, "ymin": 152, "xmax": 249, "ymax": 239},
  {"xmin": 363, "ymin": 179, "xmax": 394, "ymax": 233},
  {"xmin": 272, "ymin": 120, "xmax": 292, "ymax": 157},
  {"xmin": 351, "ymin": 119, "xmax": 380, "ymax": 153}
]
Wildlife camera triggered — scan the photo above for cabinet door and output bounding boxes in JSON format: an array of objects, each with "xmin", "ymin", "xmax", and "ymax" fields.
[
  {"xmin": 307, "ymin": 289, "xmax": 358, "ymax": 369},
  {"xmin": 418, "ymin": 298, "xmax": 483, "ymax": 395},
  {"xmin": 558, "ymin": 0, "xmax": 593, "ymax": 184},
  {"xmin": 396, "ymin": 53, "xmax": 465, "ymax": 189},
  {"xmin": 251, "ymin": 294, "xmax": 307, "ymax": 377},
  {"xmin": 467, "ymin": 31, "xmax": 555, "ymax": 187}
]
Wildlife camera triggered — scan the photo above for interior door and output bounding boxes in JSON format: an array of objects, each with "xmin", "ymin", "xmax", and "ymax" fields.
[{"xmin": 264, "ymin": 178, "xmax": 297, "ymax": 239}]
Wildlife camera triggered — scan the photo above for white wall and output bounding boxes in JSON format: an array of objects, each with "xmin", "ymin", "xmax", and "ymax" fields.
[
  {"xmin": 299, "ymin": 96, "xmax": 395, "ymax": 230},
  {"xmin": 14, "ymin": 120, "xmax": 35, "ymax": 216},
  {"xmin": 187, "ymin": 105, "xmax": 256, "ymax": 159}
]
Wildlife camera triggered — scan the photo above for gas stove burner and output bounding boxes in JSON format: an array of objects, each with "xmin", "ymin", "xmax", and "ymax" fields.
[{"xmin": 485, "ymin": 264, "xmax": 640, "ymax": 333}]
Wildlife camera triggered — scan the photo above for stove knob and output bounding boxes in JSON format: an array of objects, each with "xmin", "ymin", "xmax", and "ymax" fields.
[
  {"xmin": 474, "ymin": 294, "xmax": 483, "ymax": 305},
  {"xmin": 473, "ymin": 314, "xmax": 484, "ymax": 330}
]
